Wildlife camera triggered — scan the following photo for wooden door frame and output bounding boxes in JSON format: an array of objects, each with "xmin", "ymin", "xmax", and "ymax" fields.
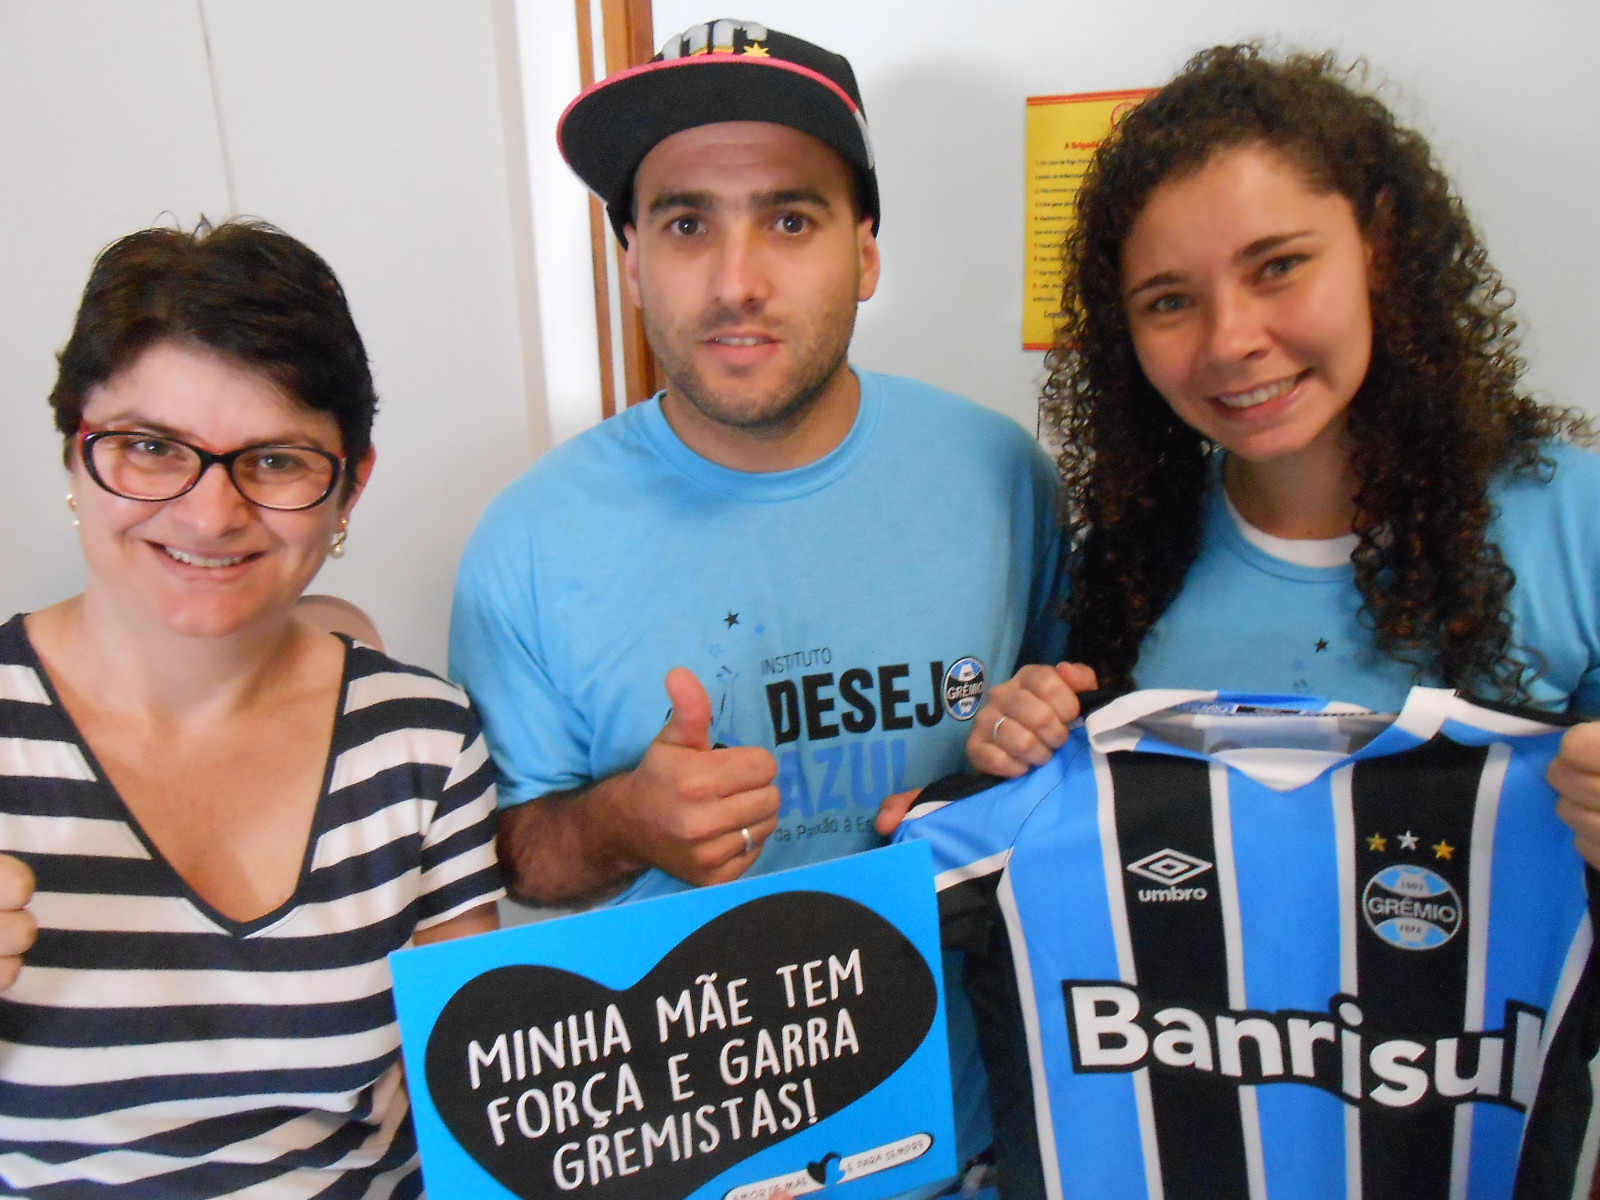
[{"xmin": 575, "ymin": 0, "xmax": 660, "ymax": 416}]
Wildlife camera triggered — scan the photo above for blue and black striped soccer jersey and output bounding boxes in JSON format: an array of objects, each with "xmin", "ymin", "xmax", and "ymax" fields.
[{"xmin": 896, "ymin": 688, "xmax": 1600, "ymax": 1200}]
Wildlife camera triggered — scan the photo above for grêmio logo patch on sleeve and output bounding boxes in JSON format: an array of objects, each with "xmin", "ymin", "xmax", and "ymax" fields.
[{"xmin": 391, "ymin": 844, "xmax": 955, "ymax": 1200}]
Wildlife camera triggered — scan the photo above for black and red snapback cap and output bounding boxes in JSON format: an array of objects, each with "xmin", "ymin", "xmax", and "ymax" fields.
[{"xmin": 558, "ymin": 18, "xmax": 879, "ymax": 244}]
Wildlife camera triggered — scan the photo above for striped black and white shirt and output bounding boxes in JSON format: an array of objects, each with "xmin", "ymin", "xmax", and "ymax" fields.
[
  {"xmin": 0, "ymin": 614, "xmax": 504, "ymax": 1198},
  {"xmin": 898, "ymin": 688, "xmax": 1600, "ymax": 1200}
]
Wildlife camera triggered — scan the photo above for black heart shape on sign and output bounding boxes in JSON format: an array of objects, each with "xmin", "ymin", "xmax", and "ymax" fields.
[
  {"xmin": 424, "ymin": 890, "xmax": 936, "ymax": 1200},
  {"xmin": 807, "ymin": 1153, "xmax": 842, "ymax": 1185}
]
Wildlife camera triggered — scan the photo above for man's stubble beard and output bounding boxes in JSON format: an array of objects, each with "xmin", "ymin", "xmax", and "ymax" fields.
[{"xmin": 645, "ymin": 292, "xmax": 859, "ymax": 439}]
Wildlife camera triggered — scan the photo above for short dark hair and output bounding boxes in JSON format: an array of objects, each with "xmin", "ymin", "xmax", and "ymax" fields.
[{"xmin": 50, "ymin": 219, "xmax": 378, "ymax": 489}]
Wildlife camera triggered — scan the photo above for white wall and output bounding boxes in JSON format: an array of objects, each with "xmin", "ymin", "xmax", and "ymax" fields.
[
  {"xmin": 0, "ymin": 0, "xmax": 544, "ymax": 673},
  {"xmin": 515, "ymin": 0, "xmax": 607, "ymax": 445},
  {"xmin": 8, "ymin": 2, "xmax": 1594, "ymax": 679},
  {"xmin": 652, "ymin": 0, "xmax": 1600, "ymax": 433},
  {"xmin": 0, "ymin": 1, "xmax": 229, "ymax": 622}
]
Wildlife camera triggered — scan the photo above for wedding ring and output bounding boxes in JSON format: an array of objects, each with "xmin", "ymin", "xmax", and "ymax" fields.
[
  {"xmin": 740, "ymin": 826, "xmax": 755, "ymax": 856},
  {"xmin": 992, "ymin": 714, "xmax": 1010, "ymax": 741}
]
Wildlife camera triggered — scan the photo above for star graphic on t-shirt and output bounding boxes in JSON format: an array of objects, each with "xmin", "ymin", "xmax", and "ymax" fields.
[
  {"xmin": 1398, "ymin": 830, "xmax": 1420, "ymax": 850},
  {"xmin": 1315, "ymin": 638, "xmax": 1330, "ymax": 652},
  {"xmin": 723, "ymin": 612, "xmax": 739, "ymax": 628},
  {"xmin": 1366, "ymin": 832, "xmax": 1388, "ymax": 852},
  {"xmin": 1433, "ymin": 839, "xmax": 1455, "ymax": 860}
]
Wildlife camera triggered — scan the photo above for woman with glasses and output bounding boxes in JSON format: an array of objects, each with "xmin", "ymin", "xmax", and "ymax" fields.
[{"xmin": 0, "ymin": 221, "xmax": 502, "ymax": 1197}]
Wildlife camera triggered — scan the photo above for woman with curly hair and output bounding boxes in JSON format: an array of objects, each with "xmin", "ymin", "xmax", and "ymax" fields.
[{"xmin": 969, "ymin": 45, "xmax": 1600, "ymax": 840}]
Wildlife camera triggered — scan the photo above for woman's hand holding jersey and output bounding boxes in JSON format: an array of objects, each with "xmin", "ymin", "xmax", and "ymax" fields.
[
  {"xmin": 966, "ymin": 662, "xmax": 1099, "ymax": 777},
  {"xmin": 1548, "ymin": 722, "xmax": 1600, "ymax": 869},
  {"xmin": 972, "ymin": 672, "xmax": 1600, "ymax": 874}
]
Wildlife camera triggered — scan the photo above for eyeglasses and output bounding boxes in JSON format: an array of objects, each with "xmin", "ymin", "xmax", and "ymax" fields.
[{"xmin": 77, "ymin": 427, "xmax": 345, "ymax": 511}]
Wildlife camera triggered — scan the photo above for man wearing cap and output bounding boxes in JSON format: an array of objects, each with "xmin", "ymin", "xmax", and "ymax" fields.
[
  {"xmin": 453, "ymin": 15, "xmax": 1061, "ymax": 907},
  {"xmin": 452, "ymin": 15, "xmax": 1058, "ymax": 1182},
  {"xmin": 451, "ymin": 26, "xmax": 1057, "ymax": 1172}
]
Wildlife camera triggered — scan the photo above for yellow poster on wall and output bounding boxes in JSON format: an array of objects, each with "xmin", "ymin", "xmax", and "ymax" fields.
[{"xmin": 1024, "ymin": 89, "xmax": 1152, "ymax": 351}]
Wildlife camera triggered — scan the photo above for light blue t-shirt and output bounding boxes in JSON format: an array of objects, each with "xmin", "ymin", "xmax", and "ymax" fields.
[
  {"xmin": 1136, "ymin": 442, "xmax": 1600, "ymax": 714},
  {"xmin": 451, "ymin": 369, "xmax": 1062, "ymax": 1180},
  {"xmin": 450, "ymin": 368, "xmax": 1066, "ymax": 897}
]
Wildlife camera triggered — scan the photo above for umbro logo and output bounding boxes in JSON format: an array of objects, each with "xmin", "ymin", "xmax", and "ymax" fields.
[{"xmin": 1126, "ymin": 848, "xmax": 1213, "ymax": 886}]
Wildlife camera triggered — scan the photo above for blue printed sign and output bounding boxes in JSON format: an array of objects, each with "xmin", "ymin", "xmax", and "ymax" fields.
[{"xmin": 391, "ymin": 842, "xmax": 955, "ymax": 1200}]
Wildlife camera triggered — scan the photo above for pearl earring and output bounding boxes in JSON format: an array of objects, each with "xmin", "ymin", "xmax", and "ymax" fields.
[
  {"xmin": 65, "ymin": 492, "xmax": 79, "ymax": 528},
  {"xmin": 329, "ymin": 516, "xmax": 349, "ymax": 559}
]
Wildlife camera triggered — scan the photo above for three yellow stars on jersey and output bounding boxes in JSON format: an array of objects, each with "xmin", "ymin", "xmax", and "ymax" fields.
[{"xmin": 1366, "ymin": 830, "xmax": 1454, "ymax": 859}]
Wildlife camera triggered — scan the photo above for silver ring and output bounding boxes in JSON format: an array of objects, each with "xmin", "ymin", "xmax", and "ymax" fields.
[
  {"xmin": 740, "ymin": 826, "xmax": 755, "ymax": 856},
  {"xmin": 992, "ymin": 714, "xmax": 1010, "ymax": 741}
]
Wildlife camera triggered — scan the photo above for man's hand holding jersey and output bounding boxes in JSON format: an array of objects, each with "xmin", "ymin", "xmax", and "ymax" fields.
[{"xmin": 497, "ymin": 669, "xmax": 781, "ymax": 903}]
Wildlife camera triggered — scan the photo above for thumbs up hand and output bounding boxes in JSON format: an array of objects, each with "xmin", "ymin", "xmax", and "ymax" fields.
[
  {"xmin": 608, "ymin": 668, "xmax": 781, "ymax": 887},
  {"xmin": 657, "ymin": 666, "xmax": 717, "ymax": 752}
]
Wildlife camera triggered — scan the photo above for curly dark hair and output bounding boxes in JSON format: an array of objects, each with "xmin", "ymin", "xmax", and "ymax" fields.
[
  {"xmin": 1044, "ymin": 43, "xmax": 1592, "ymax": 700},
  {"xmin": 50, "ymin": 219, "xmax": 378, "ymax": 493}
]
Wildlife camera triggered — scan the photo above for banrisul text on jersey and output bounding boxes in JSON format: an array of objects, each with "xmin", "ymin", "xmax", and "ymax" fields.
[
  {"xmin": 1066, "ymin": 985, "xmax": 1546, "ymax": 1110},
  {"xmin": 897, "ymin": 688, "xmax": 1600, "ymax": 1200}
]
